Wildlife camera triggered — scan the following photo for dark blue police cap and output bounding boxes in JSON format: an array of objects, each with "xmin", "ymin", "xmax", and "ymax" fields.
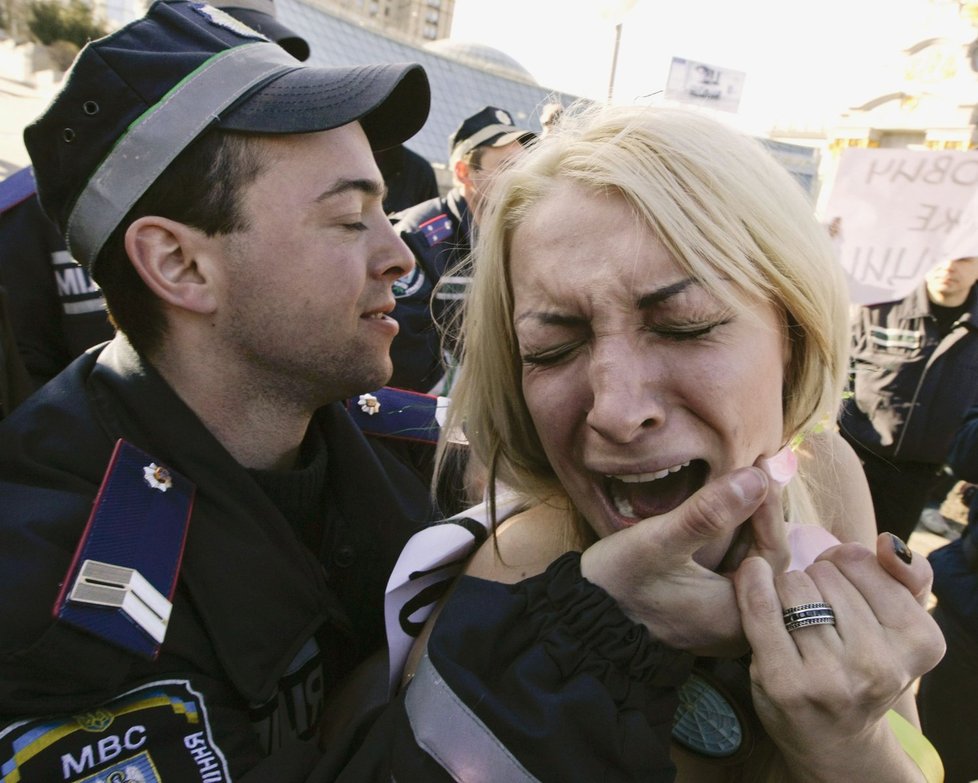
[
  {"xmin": 448, "ymin": 105, "xmax": 535, "ymax": 166},
  {"xmin": 24, "ymin": 0, "xmax": 430, "ymax": 272}
]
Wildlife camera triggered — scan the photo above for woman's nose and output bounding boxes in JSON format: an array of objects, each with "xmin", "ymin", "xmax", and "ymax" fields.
[{"xmin": 585, "ymin": 339, "xmax": 665, "ymax": 444}]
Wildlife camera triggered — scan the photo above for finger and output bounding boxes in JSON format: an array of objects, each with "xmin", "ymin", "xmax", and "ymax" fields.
[
  {"xmin": 649, "ymin": 467, "xmax": 769, "ymax": 568},
  {"xmin": 733, "ymin": 555, "xmax": 800, "ymax": 665},
  {"xmin": 744, "ymin": 454, "xmax": 791, "ymax": 573},
  {"xmin": 772, "ymin": 567, "xmax": 843, "ymax": 659},
  {"xmin": 585, "ymin": 467, "xmax": 769, "ymax": 578},
  {"xmin": 815, "ymin": 541, "xmax": 930, "ymax": 619},
  {"xmin": 808, "ymin": 546, "xmax": 945, "ymax": 677},
  {"xmin": 875, "ymin": 533, "xmax": 932, "ymax": 607}
]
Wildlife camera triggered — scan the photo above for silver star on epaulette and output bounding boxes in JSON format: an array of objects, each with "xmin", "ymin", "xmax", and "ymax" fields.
[{"xmin": 143, "ymin": 463, "xmax": 173, "ymax": 492}]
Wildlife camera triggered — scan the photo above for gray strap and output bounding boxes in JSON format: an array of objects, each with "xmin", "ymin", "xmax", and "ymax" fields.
[
  {"xmin": 67, "ymin": 42, "xmax": 297, "ymax": 270},
  {"xmin": 405, "ymin": 651, "xmax": 539, "ymax": 783}
]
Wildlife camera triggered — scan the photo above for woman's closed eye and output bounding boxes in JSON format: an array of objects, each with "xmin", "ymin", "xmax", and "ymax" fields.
[
  {"xmin": 646, "ymin": 316, "xmax": 733, "ymax": 342},
  {"xmin": 521, "ymin": 340, "xmax": 586, "ymax": 366}
]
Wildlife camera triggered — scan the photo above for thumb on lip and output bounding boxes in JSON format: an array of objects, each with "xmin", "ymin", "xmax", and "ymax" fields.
[{"xmin": 661, "ymin": 466, "xmax": 769, "ymax": 560}]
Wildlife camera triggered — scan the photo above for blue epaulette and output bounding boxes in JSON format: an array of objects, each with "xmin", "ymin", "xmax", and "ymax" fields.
[
  {"xmin": 0, "ymin": 166, "xmax": 37, "ymax": 215},
  {"xmin": 347, "ymin": 387, "xmax": 447, "ymax": 445},
  {"xmin": 417, "ymin": 212, "xmax": 453, "ymax": 247},
  {"xmin": 54, "ymin": 439, "xmax": 195, "ymax": 660}
]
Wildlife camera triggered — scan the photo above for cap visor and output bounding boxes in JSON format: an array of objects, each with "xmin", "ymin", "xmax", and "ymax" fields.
[
  {"xmin": 488, "ymin": 129, "xmax": 536, "ymax": 148},
  {"xmin": 220, "ymin": 62, "xmax": 430, "ymax": 151}
]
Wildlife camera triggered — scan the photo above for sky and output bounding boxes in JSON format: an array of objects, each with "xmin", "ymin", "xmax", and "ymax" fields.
[{"xmin": 449, "ymin": 0, "xmax": 963, "ymax": 135}]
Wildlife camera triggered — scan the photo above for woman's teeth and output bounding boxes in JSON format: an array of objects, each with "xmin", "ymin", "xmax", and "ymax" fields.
[
  {"xmin": 608, "ymin": 461, "xmax": 692, "ymax": 518},
  {"xmin": 612, "ymin": 461, "xmax": 690, "ymax": 483}
]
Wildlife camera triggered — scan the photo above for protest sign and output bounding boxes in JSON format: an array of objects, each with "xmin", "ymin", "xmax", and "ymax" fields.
[
  {"xmin": 822, "ymin": 148, "xmax": 978, "ymax": 304},
  {"xmin": 664, "ymin": 57, "xmax": 746, "ymax": 114}
]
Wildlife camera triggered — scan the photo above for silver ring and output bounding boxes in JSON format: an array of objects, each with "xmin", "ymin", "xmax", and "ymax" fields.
[{"xmin": 782, "ymin": 601, "xmax": 835, "ymax": 633}]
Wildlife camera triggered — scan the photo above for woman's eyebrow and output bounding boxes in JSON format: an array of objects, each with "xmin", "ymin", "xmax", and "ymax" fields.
[
  {"xmin": 636, "ymin": 278, "xmax": 694, "ymax": 309},
  {"xmin": 515, "ymin": 310, "xmax": 584, "ymax": 327}
]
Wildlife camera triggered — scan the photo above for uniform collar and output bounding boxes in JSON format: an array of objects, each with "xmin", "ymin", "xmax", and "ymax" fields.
[{"xmin": 91, "ymin": 336, "xmax": 424, "ymax": 702}]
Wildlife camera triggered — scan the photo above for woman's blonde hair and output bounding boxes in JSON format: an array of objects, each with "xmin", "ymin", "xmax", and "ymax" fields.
[{"xmin": 443, "ymin": 103, "xmax": 849, "ymax": 524}]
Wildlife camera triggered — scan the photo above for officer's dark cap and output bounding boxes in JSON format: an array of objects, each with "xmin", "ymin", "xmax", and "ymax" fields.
[
  {"xmin": 24, "ymin": 0, "xmax": 430, "ymax": 272},
  {"xmin": 449, "ymin": 106, "xmax": 535, "ymax": 166},
  {"xmin": 214, "ymin": 0, "xmax": 310, "ymax": 61}
]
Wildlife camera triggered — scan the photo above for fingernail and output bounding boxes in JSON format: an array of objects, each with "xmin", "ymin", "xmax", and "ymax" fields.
[
  {"xmin": 730, "ymin": 468, "xmax": 766, "ymax": 503},
  {"xmin": 761, "ymin": 446, "xmax": 798, "ymax": 487},
  {"xmin": 890, "ymin": 533, "xmax": 913, "ymax": 565}
]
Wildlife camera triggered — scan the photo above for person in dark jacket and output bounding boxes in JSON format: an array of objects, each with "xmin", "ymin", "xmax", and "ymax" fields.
[
  {"xmin": 0, "ymin": 165, "xmax": 113, "ymax": 390},
  {"xmin": 0, "ymin": 6, "xmax": 802, "ymax": 782},
  {"xmin": 0, "ymin": 4, "xmax": 436, "ymax": 779},
  {"xmin": 917, "ymin": 402, "xmax": 978, "ymax": 783},
  {"xmin": 374, "ymin": 143, "xmax": 438, "ymax": 214},
  {"xmin": 838, "ymin": 255, "xmax": 978, "ymax": 541},
  {"xmin": 388, "ymin": 105, "xmax": 535, "ymax": 393}
]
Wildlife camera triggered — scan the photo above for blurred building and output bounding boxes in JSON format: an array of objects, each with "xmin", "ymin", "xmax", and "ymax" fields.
[
  {"xmin": 772, "ymin": 0, "xmax": 978, "ymax": 206},
  {"xmin": 0, "ymin": 0, "xmax": 832, "ymax": 195},
  {"xmin": 278, "ymin": 0, "xmax": 580, "ymax": 189},
  {"xmin": 310, "ymin": 0, "xmax": 454, "ymax": 42}
]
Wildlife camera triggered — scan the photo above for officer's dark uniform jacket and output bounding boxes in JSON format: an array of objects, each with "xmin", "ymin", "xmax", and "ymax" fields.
[
  {"xmin": 0, "ymin": 336, "xmax": 693, "ymax": 782},
  {"xmin": 0, "ymin": 166, "xmax": 113, "ymax": 390},
  {"xmin": 839, "ymin": 282, "xmax": 978, "ymax": 465},
  {"xmin": 389, "ymin": 189, "xmax": 472, "ymax": 392},
  {"xmin": 0, "ymin": 335, "xmax": 435, "ymax": 781}
]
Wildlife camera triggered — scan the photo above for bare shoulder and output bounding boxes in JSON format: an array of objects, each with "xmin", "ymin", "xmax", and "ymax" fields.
[
  {"xmin": 796, "ymin": 428, "xmax": 876, "ymax": 547},
  {"xmin": 465, "ymin": 499, "xmax": 581, "ymax": 584}
]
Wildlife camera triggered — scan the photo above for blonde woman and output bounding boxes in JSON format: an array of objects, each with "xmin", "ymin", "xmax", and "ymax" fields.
[{"xmin": 404, "ymin": 104, "xmax": 945, "ymax": 782}]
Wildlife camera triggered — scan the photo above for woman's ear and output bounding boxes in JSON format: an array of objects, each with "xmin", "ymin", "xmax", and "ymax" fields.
[{"xmin": 124, "ymin": 216, "xmax": 219, "ymax": 314}]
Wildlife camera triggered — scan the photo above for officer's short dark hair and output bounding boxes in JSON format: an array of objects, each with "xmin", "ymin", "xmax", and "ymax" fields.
[{"xmin": 96, "ymin": 129, "xmax": 267, "ymax": 356}]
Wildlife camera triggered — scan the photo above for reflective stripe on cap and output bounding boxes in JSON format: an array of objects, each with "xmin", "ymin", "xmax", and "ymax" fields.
[{"xmin": 66, "ymin": 42, "xmax": 297, "ymax": 270}]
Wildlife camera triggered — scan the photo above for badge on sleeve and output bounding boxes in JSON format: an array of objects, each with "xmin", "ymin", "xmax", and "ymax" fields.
[
  {"xmin": 0, "ymin": 679, "xmax": 230, "ymax": 782},
  {"xmin": 54, "ymin": 440, "xmax": 195, "ymax": 660}
]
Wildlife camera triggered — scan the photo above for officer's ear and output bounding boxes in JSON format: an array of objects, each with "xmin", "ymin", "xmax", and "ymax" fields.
[
  {"xmin": 124, "ymin": 216, "xmax": 219, "ymax": 315},
  {"xmin": 454, "ymin": 158, "xmax": 473, "ymax": 187}
]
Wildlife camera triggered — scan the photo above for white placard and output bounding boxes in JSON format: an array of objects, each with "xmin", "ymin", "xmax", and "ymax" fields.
[
  {"xmin": 664, "ymin": 57, "xmax": 746, "ymax": 114},
  {"xmin": 822, "ymin": 148, "xmax": 978, "ymax": 304}
]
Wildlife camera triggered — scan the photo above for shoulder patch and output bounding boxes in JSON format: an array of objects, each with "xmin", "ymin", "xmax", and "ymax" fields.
[
  {"xmin": 347, "ymin": 387, "xmax": 447, "ymax": 445},
  {"xmin": 0, "ymin": 166, "xmax": 37, "ymax": 215},
  {"xmin": 392, "ymin": 264, "xmax": 427, "ymax": 299},
  {"xmin": 0, "ymin": 679, "xmax": 231, "ymax": 782},
  {"xmin": 418, "ymin": 213, "xmax": 453, "ymax": 248},
  {"xmin": 54, "ymin": 440, "xmax": 196, "ymax": 660}
]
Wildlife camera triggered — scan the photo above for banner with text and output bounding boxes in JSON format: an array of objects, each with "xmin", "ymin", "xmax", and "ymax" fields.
[
  {"xmin": 822, "ymin": 148, "xmax": 978, "ymax": 304},
  {"xmin": 664, "ymin": 57, "xmax": 746, "ymax": 114}
]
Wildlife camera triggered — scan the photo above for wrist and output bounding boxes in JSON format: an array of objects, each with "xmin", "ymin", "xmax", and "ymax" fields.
[
  {"xmin": 885, "ymin": 709, "xmax": 943, "ymax": 783},
  {"xmin": 773, "ymin": 712, "xmax": 938, "ymax": 783}
]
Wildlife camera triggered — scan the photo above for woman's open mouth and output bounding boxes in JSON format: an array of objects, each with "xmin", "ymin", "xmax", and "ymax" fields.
[{"xmin": 605, "ymin": 459, "xmax": 708, "ymax": 521}]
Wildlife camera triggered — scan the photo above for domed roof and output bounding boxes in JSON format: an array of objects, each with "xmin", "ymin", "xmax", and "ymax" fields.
[{"xmin": 424, "ymin": 39, "xmax": 537, "ymax": 84}]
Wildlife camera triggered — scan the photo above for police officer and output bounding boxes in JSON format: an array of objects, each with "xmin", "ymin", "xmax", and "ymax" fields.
[
  {"xmin": 388, "ymin": 106, "xmax": 535, "ymax": 393},
  {"xmin": 0, "ymin": 165, "xmax": 113, "ymax": 391},
  {"xmin": 0, "ymin": 0, "xmax": 307, "ymax": 399},
  {"xmin": 0, "ymin": 3, "xmax": 436, "ymax": 779}
]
